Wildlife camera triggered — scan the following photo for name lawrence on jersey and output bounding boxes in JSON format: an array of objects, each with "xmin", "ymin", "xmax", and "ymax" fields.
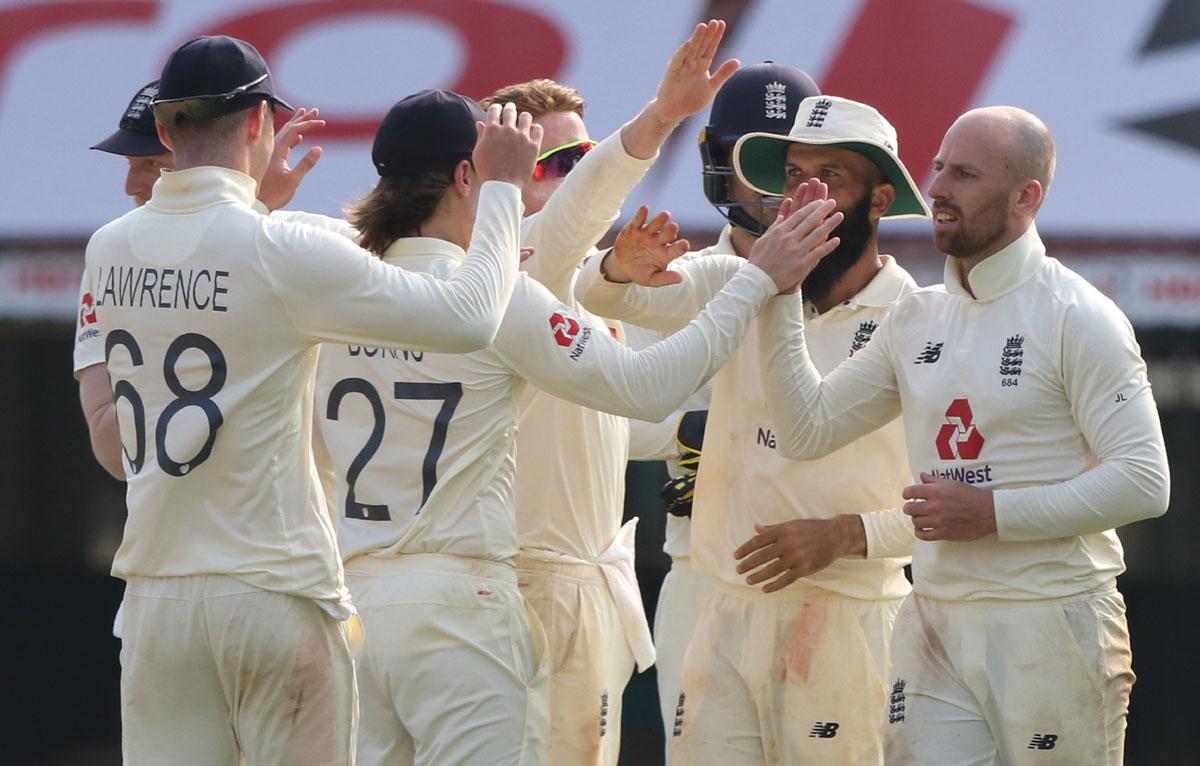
[{"xmin": 93, "ymin": 264, "xmax": 231, "ymax": 312}]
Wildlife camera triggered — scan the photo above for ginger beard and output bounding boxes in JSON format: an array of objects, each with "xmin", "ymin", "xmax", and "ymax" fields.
[{"xmin": 933, "ymin": 185, "xmax": 1010, "ymax": 260}]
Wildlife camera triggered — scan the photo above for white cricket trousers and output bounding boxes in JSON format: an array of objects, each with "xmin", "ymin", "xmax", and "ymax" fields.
[
  {"xmin": 347, "ymin": 553, "xmax": 549, "ymax": 766},
  {"xmin": 884, "ymin": 588, "xmax": 1135, "ymax": 765},
  {"xmin": 120, "ymin": 575, "xmax": 358, "ymax": 766},
  {"xmin": 671, "ymin": 581, "xmax": 903, "ymax": 766},
  {"xmin": 652, "ymin": 555, "xmax": 715, "ymax": 762},
  {"xmin": 516, "ymin": 556, "xmax": 635, "ymax": 766}
]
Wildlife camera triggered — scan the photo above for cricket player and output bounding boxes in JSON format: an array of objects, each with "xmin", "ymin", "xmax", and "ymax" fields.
[
  {"xmin": 479, "ymin": 21, "xmax": 745, "ymax": 764},
  {"xmin": 751, "ymin": 106, "xmax": 1170, "ymax": 764},
  {"xmin": 310, "ymin": 86, "xmax": 841, "ymax": 765},
  {"xmin": 617, "ymin": 62, "xmax": 820, "ymax": 758},
  {"xmin": 86, "ymin": 35, "xmax": 535, "ymax": 764},
  {"xmin": 76, "ymin": 83, "xmax": 336, "ymax": 651},
  {"xmin": 576, "ymin": 96, "xmax": 931, "ymax": 764}
]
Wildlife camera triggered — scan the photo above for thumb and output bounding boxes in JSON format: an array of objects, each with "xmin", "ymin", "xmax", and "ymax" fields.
[
  {"xmin": 920, "ymin": 471, "xmax": 940, "ymax": 484},
  {"xmin": 754, "ymin": 522, "xmax": 769, "ymax": 534}
]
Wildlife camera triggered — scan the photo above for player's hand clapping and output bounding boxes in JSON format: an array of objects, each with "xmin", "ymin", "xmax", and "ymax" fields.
[
  {"xmin": 600, "ymin": 206, "xmax": 690, "ymax": 286},
  {"xmin": 473, "ymin": 102, "xmax": 543, "ymax": 188},
  {"xmin": 748, "ymin": 178, "xmax": 843, "ymax": 294}
]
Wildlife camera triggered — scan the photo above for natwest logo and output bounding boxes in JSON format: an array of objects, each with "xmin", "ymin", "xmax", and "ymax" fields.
[
  {"xmin": 79, "ymin": 292, "xmax": 97, "ymax": 328},
  {"xmin": 549, "ymin": 312, "xmax": 580, "ymax": 347},
  {"xmin": 935, "ymin": 399, "xmax": 984, "ymax": 460}
]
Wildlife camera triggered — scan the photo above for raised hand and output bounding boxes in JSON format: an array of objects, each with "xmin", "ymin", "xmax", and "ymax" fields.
[
  {"xmin": 747, "ymin": 178, "xmax": 843, "ymax": 293},
  {"xmin": 599, "ymin": 206, "xmax": 690, "ymax": 286},
  {"xmin": 652, "ymin": 20, "xmax": 741, "ymax": 124},
  {"xmin": 258, "ymin": 106, "xmax": 326, "ymax": 211},
  {"xmin": 473, "ymin": 102, "xmax": 544, "ymax": 188}
]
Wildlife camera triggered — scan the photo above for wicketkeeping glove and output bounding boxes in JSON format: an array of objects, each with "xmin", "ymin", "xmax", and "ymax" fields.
[
  {"xmin": 675, "ymin": 410, "xmax": 708, "ymax": 472},
  {"xmin": 662, "ymin": 410, "xmax": 708, "ymax": 517},
  {"xmin": 660, "ymin": 473, "xmax": 697, "ymax": 518}
]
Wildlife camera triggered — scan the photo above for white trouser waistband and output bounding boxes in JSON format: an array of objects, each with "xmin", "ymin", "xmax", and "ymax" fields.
[{"xmin": 345, "ymin": 552, "xmax": 517, "ymax": 586}]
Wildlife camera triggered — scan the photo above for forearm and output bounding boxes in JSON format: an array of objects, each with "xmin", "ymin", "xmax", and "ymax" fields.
[
  {"xmin": 601, "ymin": 266, "xmax": 774, "ymax": 421},
  {"xmin": 759, "ymin": 295, "xmax": 902, "ymax": 460},
  {"xmin": 521, "ymin": 131, "xmax": 655, "ymax": 301},
  {"xmin": 995, "ymin": 394, "xmax": 1170, "ymax": 541},
  {"xmin": 576, "ymin": 251, "xmax": 741, "ymax": 334},
  {"xmin": 78, "ymin": 365, "xmax": 125, "ymax": 480},
  {"xmin": 619, "ymin": 100, "xmax": 678, "ymax": 160},
  {"xmin": 540, "ymin": 266, "xmax": 775, "ymax": 422},
  {"xmin": 628, "ymin": 412, "xmax": 680, "ymax": 461},
  {"xmin": 859, "ymin": 506, "xmax": 916, "ymax": 559},
  {"xmin": 87, "ymin": 403, "xmax": 125, "ymax": 480}
]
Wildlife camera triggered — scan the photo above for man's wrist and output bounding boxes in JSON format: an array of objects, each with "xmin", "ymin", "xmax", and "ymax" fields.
[
  {"xmin": 837, "ymin": 514, "xmax": 868, "ymax": 558},
  {"xmin": 599, "ymin": 249, "xmax": 631, "ymax": 284},
  {"xmin": 620, "ymin": 99, "xmax": 679, "ymax": 160}
]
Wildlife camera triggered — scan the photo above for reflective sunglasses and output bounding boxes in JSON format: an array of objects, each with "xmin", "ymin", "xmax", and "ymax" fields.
[{"xmin": 532, "ymin": 139, "xmax": 597, "ymax": 180}]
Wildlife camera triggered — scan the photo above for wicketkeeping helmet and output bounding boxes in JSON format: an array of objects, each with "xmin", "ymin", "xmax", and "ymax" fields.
[{"xmin": 699, "ymin": 62, "xmax": 819, "ymax": 235}]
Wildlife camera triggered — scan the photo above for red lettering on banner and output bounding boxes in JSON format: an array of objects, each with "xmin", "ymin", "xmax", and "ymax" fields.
[
  {"xmin": 821, "ymin": 0, "xmax": 1014, "ymax": 187},
  {"xmin": 0, "ymin": 2, "xmax": 158, "ymax": 108},
  {"xmin": 1146, "ymin": 276, "xmax": 1200, "ymax": 303},
  {"xmin": 199, "ymin": 0, "xmax": 567, "ymax": 141}
]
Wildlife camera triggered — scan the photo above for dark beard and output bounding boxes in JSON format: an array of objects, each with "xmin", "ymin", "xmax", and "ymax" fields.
[{"xmin": 802, "ymin": 193, "xmax": 874, "ymax": 304}]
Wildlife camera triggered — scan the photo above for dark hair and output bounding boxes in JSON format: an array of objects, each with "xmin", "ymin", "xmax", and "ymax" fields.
[{"xmin": 347, "ymin": 168, "xmax": 457, "ymax": 256}]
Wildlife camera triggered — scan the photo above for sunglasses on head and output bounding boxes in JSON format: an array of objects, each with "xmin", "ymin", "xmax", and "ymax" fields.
[{"xmin": 532, "ymin": 139, "xmax": 597, "ymax": 181}]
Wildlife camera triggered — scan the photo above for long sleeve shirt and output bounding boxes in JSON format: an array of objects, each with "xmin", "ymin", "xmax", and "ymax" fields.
[
  {"xmin": 575, "ymin": 249, "xmax": 919, "ymax": 600},
  {"xmin": 314, "ymin": 236, "xmax": 776, "ymax": 564},
  {"xmin": 86, "ymin": 166, "xmax": 522, "ymax": 608},
  {"xmin": 758, "ymin": 223, "xmax": 1170, "ymax": 601},
  {"xmin": 512, "ymin": 126, "xmax": 658, "ymax": 561}
]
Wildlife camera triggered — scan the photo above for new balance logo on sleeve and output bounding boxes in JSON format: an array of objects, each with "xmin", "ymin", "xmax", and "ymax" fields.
[
  {"xmin": 914, "ymin": 341, "xmax": 944, "ymax": 364},
  {"xmin": 1027, "ymin": 733, "xmax": 1058, "ymax": 750},
  {"xmin": 808, "ymin": 721, "xmax": 840, "ymax": 738}
]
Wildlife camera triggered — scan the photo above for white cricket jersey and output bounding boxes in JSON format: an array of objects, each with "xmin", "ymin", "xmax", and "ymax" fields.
[
  {"xmin": 85, "ymin": 166, "xmax": 523, "ymax": 606},
  {"xmin": 512, "ymin": 124, "xmax": 656, "ymax": 562},
  {"xmin": 623, "ymin": 227, "xmax": 737, "ymax": 560},
  {"xmin": 758, "ymin": 224, "xmax": 1171, "ymax": 601},
  {"xmin": 575, "ymin": 251, "xmax": 918, "ymax": 600},
  {"xmin": 314, "ymin": 236, "xmax": 777, "ymax": 564}
]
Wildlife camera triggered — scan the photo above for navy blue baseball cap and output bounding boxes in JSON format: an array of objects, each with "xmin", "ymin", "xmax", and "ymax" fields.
[
  {"xmin": 372, "ymin": 89, "xmax": 486, "ymax": 177},
  {"xmin": 152, "ymin": 35, "xmax": 292, "ymax": 120},
  {"xmin": 91, "ymin": 80, "xmax": 168, "ymax": 156}
]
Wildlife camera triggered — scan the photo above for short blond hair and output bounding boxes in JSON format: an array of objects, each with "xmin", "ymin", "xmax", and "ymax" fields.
[{"xmin": 480, "ymin": 79, "xmax": 585, "ymax": 119}]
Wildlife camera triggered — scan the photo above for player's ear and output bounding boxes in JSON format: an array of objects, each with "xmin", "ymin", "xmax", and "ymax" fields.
[
  {"xmin": 156, "ymin": 123, "xmax": 174, "ymax": 152},
  {"xmin": 453, "ymin": 159, "xmax": 473, "ymax": 198},
  {"xmin": 246, "ymin": 102, "xmax": 268, "ymax": 143},
  {"xmin": 869, "ymin": 181, "xmax": 896, "ymax": 222}
]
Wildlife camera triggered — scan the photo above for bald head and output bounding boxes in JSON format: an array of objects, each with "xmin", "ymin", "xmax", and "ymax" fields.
[{"xmin": 955, "ymin": 106, "xmax": 1055, "ymax": 199}]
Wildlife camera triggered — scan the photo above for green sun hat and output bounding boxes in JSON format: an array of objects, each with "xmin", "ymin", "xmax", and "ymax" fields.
[{"xmin": 732, "ymin": 95, "xmax": 931, "ymax": 219}]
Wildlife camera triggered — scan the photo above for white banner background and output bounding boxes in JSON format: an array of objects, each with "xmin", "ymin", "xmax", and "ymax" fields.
[{"xmin": 0, "ymin": 0, "xmax": 1197, "ymax": 238}]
